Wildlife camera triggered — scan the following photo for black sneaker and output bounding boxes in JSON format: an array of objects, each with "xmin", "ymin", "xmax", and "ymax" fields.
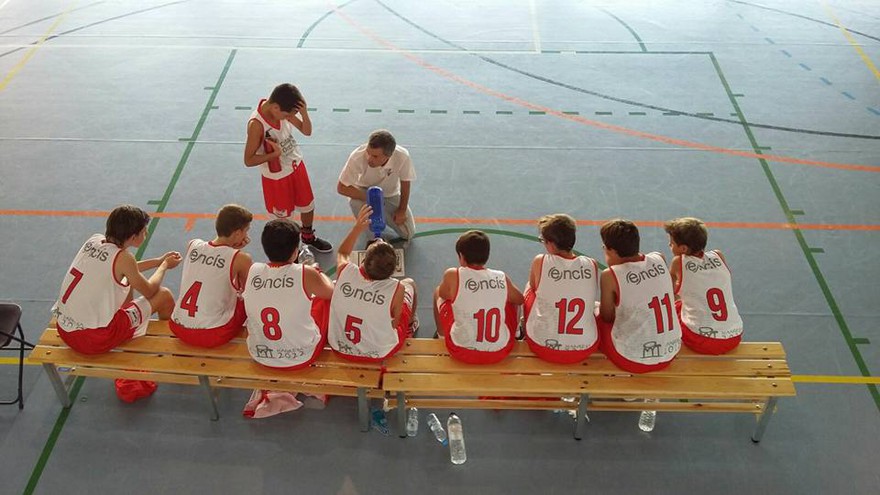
[{"xmin": 301, "ymin": 233, "xmax": 333, "ymax": 253}]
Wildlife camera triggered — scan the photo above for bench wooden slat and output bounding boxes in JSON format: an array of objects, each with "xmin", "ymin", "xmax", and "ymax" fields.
[
  {"xmin": 211, "ymin": 377, "xmax": 385, "ymax": 398},
  {"xmin": 396, "ymin": 338, "xmax": 787, "ymax": 360},
  {"xmin": 384, "ymin": 355, "xmax": 789, "ymax": 377},
  {"xmin": 67, "ymin": 367, "xmax": 202, "ymax": 385},
  {"xmin": 384, "ymin": 398, "xmax": 765, "ymax": 414},
  {"xmin": 383, "ymin": 373, "xmax": 796, "ymax": 397},
  {"xmin": 30, "ymin": 347, "xmax": 380, "ymax": 389}
]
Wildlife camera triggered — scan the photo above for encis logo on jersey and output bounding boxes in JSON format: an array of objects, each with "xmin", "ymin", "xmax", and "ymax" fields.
[
  {"xmin": 339, "ymin": 282, "xmax": 386, "ymax": 305},
  {"xmin": 465, "ymin": 275, "xmax": 506, "ymax": 292},
  {"xmin": 82, "ymin": 241, "xmax": 109, "ymax": 262},
  {"xmin": 685, "ymin": 257, "xmax": 722, "ymax": 273},
  {"xmin": 251, "ymin": 274, "xmax": 295, "ymax": 290},
  {"xmin": 189, "ymin": 249, "xmax": 226, "ymax": 268},
  {"xmin": 625, "ymin": 262, "xmax": 666, "ymax": 285},
  {"xmin": 548, "ymin": 266, "xmax": 592, "ymax": 281}
]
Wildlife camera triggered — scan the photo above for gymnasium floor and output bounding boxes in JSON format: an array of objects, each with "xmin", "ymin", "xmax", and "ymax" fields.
[{"xmin": 1, "ymin": 0, "xmax": 878, "ymax": 493}]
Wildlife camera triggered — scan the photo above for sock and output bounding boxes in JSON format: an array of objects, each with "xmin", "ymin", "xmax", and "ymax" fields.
[{"xmin": 301, "ymin": 226, "xmax": 315, "ymax": 241}]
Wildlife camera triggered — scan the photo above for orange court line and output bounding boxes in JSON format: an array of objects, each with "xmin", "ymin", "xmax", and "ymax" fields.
[
  {"xmin": 327, "ymin": 2, "xmax": 880, "ymax": 174},
  {"xmin": 2, "ymin": 209, "xmax": 878, "ymax": 232}
]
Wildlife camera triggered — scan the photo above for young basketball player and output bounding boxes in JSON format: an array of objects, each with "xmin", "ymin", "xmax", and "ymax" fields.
[
  {"xmin": 665, "ymin": 217, "xmax": 743, "ymax": 354},
  {"xmin": 523, "ymin": 214, "xmax": 600, "ymax": 363},
  {"xmin": 243, "ymin": 83, "xmax": 332, "ymax": 254},
  {"xmin": 328, "ymin": 205, "xmax": 418, "ymax": 363},
  {"xmin": 598, "ymin": 219, "xmax": 681, "ymax": 373},
  {"xmin": 52, "ymin": 205, "xmax": 181, "ymax": 354},
  {"xmin": 435, "ymin": 230, "xmax": 524, "ymax": 364},
  {"xmin": 242, "ymin": 218, "xmax": 334, "ymax": 370},
  {"xmin": 169, "ymin": 204, "xmax": 253, "ymax": 347}
]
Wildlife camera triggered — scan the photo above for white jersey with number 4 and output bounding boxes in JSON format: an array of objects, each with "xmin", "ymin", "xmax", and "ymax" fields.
[
  {"xmin": 243, "ymin": 263, "xmax": 322, "ymax": 368},
  {"xmin": 609, "ymin": 252, "xmax": 681, "ymax": 365},
  {"xmin": 677, "ymin": 251, "xmax": 743, "ymax": 340},
  {"xmin": 449, "ymin": 267, "xmax": 511, "ymax": 352},
  {"xmin": 52, "ymin": 234, "xmax": 129, "ymax": 332},
  {"xmin": 329, "ymin": 264, "xmax": 402, "ymax": 361},
  {"xmin": 249, "ymin": 100, "xmax": 303, "ymax": 180},
  {"xmin": 526, "ymin": 254, "xmax": 600, "ymax": 351},
  {"xmin": 172, "ymin": 240, "xmax": 241, "ymax": 329}
]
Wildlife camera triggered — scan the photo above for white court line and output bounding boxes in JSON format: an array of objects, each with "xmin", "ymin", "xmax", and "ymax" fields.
[
  {"xmin": 0, "ymin": 0, "xmax": 13, "ymax": 11},
  {"xmin": 529, "ymin": 0, "xmax": 541, "ymax": 53}
]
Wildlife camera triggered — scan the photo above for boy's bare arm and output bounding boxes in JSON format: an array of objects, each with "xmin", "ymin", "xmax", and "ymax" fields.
[
  {"xmin": 243, "ymin": 119, "xmax": 280, "ymax": 167},
  {"xmin": 506, "ymin": 276, "xmax": 525, "ymax": 305},
  {"xmin": 528, "ymin": 254, "xmax": 542, "ymax": 290},
  {"xmin": 337, "ymin": 204, "xmax": 372, "ymax": 267},
  {"xmin": 304, "ymin": 266, "xmax": 334, "ymax": 300},
  {"xmin": 669, "ymin": 255, "xmax": 681, "ymax": 294},
  {"xmin": 117, "ymin": 250, "xmax": 180, "ymax": 298},
  {"xmin": 286, "ymin": 100, "xmax": 312, "ymax": 136},
  {"xmin": 598, "ymin": 269, "xmax": 616, "ymax": 323},
  {"xmin": 233, "ymin": 252, "xmax": 253, "ymax": 291},
  {"xmin": 437, "ymin": 268, "xmax": 458, "ymax": 301},
  {"xmin": 137, "ymin": 251, "xmax": 179, "ymax": 272},
  {"xmin": 390, "ymin": 284, "xmax": 405, "ymax": 328}
]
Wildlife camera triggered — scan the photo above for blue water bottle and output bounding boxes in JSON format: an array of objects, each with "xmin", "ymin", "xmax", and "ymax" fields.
[{"xmin": 367, "ymin": 186, "xmax": 385, "ymax": 239}]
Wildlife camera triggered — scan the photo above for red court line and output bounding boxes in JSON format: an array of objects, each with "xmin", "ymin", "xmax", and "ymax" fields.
[
  {"xmin": 2, "ymin": 209, "xmax": 877, "ymax": 232},
  {"xmin": 327, "ymin": 2, "xmax": 879, "ymax": 174}
]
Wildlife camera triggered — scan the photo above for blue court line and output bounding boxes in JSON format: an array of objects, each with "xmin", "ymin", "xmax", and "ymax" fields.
[
  {"xmin": 799, "ymin": 63, "xmax": 812, "ymax": 71},
  {"xmin": 820, "ymin": 77, "xmax": 832, "ymax": 86},
  {"xmin": 780, "ymin": 50, "xmax": 792, "ymax": 57},
  {"xmin": 841, "ymin": 92, "xmax": 856, "ymax": 100},
  {"xmin": 868, "ymin": 107, "xmax": 880, "ymax": 116}
]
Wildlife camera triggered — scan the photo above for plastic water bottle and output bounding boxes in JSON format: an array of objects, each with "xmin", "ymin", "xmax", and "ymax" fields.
[
  {"xmin": 406, "ymin": 407, "xmax": 419, "ymax": 437},
  {"xmin": 298, "ymin": 244, "xmax": 316, "ymax": 267},
  {"xmin": 426, "ymin": 412, "xmax": 447, "ymax": 445},
  {"xmin": 638, "ymin": 399, "xmax": 658, "ymax": 432},
  {"xmin": 447, "ymin": 413, "xmax": 466, "ymax": 465},
  {"xmin": 367, "ymin": 186, "xmax": 385, "ymax": 239},
  {"xmin": 371, "ymin": 408, "xmax": 389, "ymax": 436}
]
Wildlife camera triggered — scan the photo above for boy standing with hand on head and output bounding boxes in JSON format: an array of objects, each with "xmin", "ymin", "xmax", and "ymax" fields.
[
  {"xmin": 243, "ymin": 83, "xmax": 332, "ymax": 255},
  {"xmin": 665, "ymin": 217, "xmax": 743, "ymax": 354},
  {"xmin": 170, "ymin": 204, "xmax": 253, "ymax": 348},
  {"xmin": 435, "ymin": 230, "xmax": 524, "ymax": 364},
  {"xmin": 598, "ymin": 219, "xmax": 681, "ymax": 373}
]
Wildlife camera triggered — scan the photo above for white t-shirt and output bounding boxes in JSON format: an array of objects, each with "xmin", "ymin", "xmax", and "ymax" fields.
[
  {"xmin": 609, "ymin": 252, "xmax": 682, "ymax": 365},
  {"xmin": 525, "ymin": 254, "xmax": 600, "ymax": 352},
  {"xmin": 172, "ymin": 239, "xmax": 241, "ymax": 329},
  {"xmin": 52, "ymin": 234, "xmax": 130, "ymax": 331},
  {"xmin": 248, "ymin": 99, "xmax": 303, "ymax": 180},
  {"xmin": 677, "ymin": 251, "xmax": 743, "ymax": 340},
  {"xmin": 242, "ymin": 262, "xmax": 323, "ymax": 368},
  {"xmin": 338, "ymin": 144, "xmax": 416, "ymax": 197}
]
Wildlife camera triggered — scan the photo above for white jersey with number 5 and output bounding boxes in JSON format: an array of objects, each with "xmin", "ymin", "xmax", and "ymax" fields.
[
  {"xmin": 526, "ymin": 254, "xmax": 600, "ymax": 351},
  {"xmin": 249, "ymin": 100, "xmax": 303, "ymax": 180},
  {"xmin": 449, "ymin": 267, "xmax": 511, "ymax": 352},
  {"xmin": 328, "ymin": 263, "xmax": 401, "ymax": 360},
  {"xmin": 677, "ymin": 251, "xmax": 743, "ymax": 340},
  {"xmin": 172, "ymin": 240, "xmax": 241, "ymax": 329},
  {"xmin": 609, "ymin": 252, "xmax": 681, "ymax": 365},
  {"xmin": 52, "ymin": 234, "xmax": 129, "ymax": 332},
  {"xmin": 243, "ymin": 263, "xmax": 321, "ymax": 368}
]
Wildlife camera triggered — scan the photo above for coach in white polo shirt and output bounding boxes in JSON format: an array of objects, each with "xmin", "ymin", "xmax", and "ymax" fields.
[{"xmin": 337, "ymin": 129, "xmax": 416, "ymax": 245}]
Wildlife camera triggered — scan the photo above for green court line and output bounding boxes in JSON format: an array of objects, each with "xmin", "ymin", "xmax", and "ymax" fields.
[
  {"xmin": 629, "ymin": 111, "xmax": 647, "ymax": 115},
  {"xmin": 203, "ymin": 86, "xmax": 213, "ymax": 90},
  {"xmin": 733, "ymin": 93, "xmax": 745, "ymax": 97},
  {"xmin": 210, "ymin": 106, "xmax": 219, "ymax": 110},
  {"xmin": 790, "ymin": 210, "xmax": 805, "ymax": 216},
  {"xmin": 365, "ymin": 108, "xmax": 382, "ymax": 113},
  {"xmin": 496, "ymin": 111, "xmax": 513, "ymax": 115},
  {"xmin": 599, "ymin": 8, "xmax": 648, "ymax": 52},
  {"xmin": 137, "ymin": 49, "xmax": 237, "ymax": 259},
  {"xmin": 529, "ymin": 111, "xmax": 545, "ymax": 115},
  {"xmin": 756, "ymin": 146, "xmax": 772, "ymax": 150},
  {"xmin": 854, "ymin": 338, "xmax": 871, "ymax": 345},
  {"xmin": 709, "ymin": 52, "xmax": 879, "ymax": 413},
  {"xmin": 563, "ymin": 111, "xmax": 579, "ymax": 115},
  {"xmin": 307, "ymin": 107, "xmax": 316, "ymax": 112},
  {"xmin": 430, "ymin": 110, "xmax": 447, "ymax": 114},
  {"xmin": 332, "ymin": 108, "xmax": 349, "ymax": 112},
  {"xmin": 541, "ymin": 50, "xmax": 561, "ymax": 54},
  {"xmin": 463, "ymin": 110, "xmax": 480, "ymax": 114},
  {"xmin": 663, "ymin": 112, "xmax": 682, "ymax": 116},
  {"xmin": 596, "ymin": 111, "xmax": 612, "ymax": 115},
  {"xmin": 23, "ymin": 377, "xmax": 86, "ymax": 495},
  {"xmin": 234, "ymin": 106, "xmax": 251, "ymax": 110},
  {"xmin": 695, "ymin": 112, "xmax": 714, "ymax": 116},
  {"xmin": 177, "ymin": 138, "xmax": 191, "ymax": 142},
  {"xmin": 809, "ymin": 247, "xmax": 825, "ymax": 254},
  {"xmin": 398, "ymin": 109, "xmax": 415, "ymax": 114},
  {"xmin": 146, "ymin": 200, "xmax": 161, "ymax": 206}
]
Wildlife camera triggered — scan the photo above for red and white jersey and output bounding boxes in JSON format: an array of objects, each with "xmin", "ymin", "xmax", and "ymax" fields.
[
  {"xmin": 329, "ymin": 263, "xmax": 402, "ymax": 361},
  {"xmin": 52, "ymin": 234, "xmax": 129, "ymax": 332},
  {"xmin": 243, "ymin": 263, "xmax": 322, "ymax": 368},
  {"xmin": 448, "ymin": 267, "xmax": 513, "ymax": 353},
  {"xmin": 525, "ymin": 254, "xmax": 600, "ymax": 352},
  {"xmin": 676, "ymin": 251, "xmax": 743, "ymax": 340},
  {"xmin": 248, "ymin": 100, "xmax": 303, "ymax": 180},
  {"xmin": 609, "ymin": 252, "xmax": 681, "ymax": 365},
  {"xmin": 172, "ymin": 240, "xmax": 241, "ymax": 329}
]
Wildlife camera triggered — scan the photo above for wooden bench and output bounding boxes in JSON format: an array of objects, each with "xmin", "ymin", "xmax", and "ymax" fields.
[
  {"xmin": 29, "ymin": 321, "xmax": 384, "ymax": 431},
  {"xmin": 383, "ymin": 339, "xmax": 796, "ymax": 441}
]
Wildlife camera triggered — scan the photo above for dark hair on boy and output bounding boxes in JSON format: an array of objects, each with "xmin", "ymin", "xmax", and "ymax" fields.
[
  {"xmin": 268, "ymin": 83, "xmax": 304, "ymax": 113},
  {"xmin": 363, "ymin": 241, "xmax": 397, "ymax": 280},
  {"xmin": 105, "ymin": 205, "xmax": 150, "ymax": 245},
  {"xmin": 456, "ymin": 230, "xmax": 491, "ymax": 265},
  {"xmin": 538, "ymin": 213, "xmax": 576, "ymax": 252},
  {"xmin": 664, "ymin": 217, "xmax": 708, "ymax": 254},
  {"xmin": 215, "ymin": 204, "xmax": 253, "ymax": 237},
  {"xmin": 600, "ymin": 219, "xmax": 640, "ymax": 258},
  {"xmin": 368, "ymin": 129, "xmax": 396, "ymax": 157},
  {"xmin": 261, "ymin": 219, "xmax": 300, "ymax": 263}
]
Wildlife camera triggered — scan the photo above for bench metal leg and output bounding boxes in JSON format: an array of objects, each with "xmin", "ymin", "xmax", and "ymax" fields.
[
  {"xmin": 751, "ymin": 397, "xmax": 778, "ymax": 443},
  {"xmin": 42, "ymin": 363, "xmax": 72, "ymax": 408},
  {"xmin": 397, "ymin": 392, "xmax": 407, "ymax": 438},
  {"xmin": 574, "ymin": 393, "xmax": 590, "ymax": 440},
  {"xmin": 198, "ymin": 376, "xmax": 219, "ymax": 421},
  {"xmin": 357, "ymin": 388, "xmax": 369, "ymax": 432}
]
